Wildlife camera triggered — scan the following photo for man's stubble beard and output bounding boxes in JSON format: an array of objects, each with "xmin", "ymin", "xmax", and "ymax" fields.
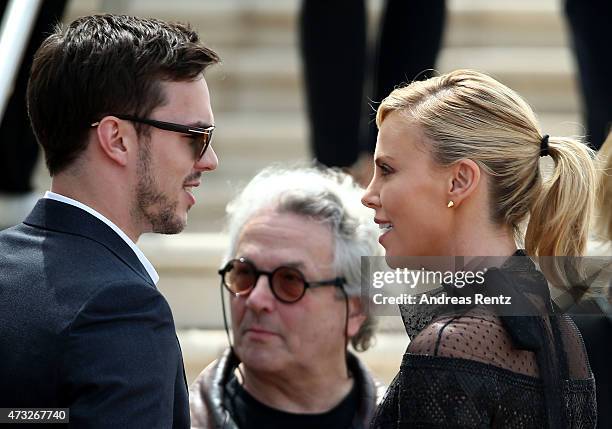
[{"xmin": 133, "ymin": 139, "xmax": 186, "ymax": 234}]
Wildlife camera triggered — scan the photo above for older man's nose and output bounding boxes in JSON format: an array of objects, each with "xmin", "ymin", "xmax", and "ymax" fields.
[{"xmin": 245, "ymin": 275, "xmax": 275, "ymax": 313}]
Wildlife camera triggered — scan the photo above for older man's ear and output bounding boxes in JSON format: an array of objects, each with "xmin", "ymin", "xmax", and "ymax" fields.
[{"xmin": 346, "ymin": 297, "xmax": 367, "ymax": 338}]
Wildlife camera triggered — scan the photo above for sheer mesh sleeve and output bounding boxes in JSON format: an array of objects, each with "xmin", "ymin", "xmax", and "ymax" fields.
[
  {"xmin": 407, "ymin": 308, "xmax": 540, "ymax": 377},
  {"xmin": 557, "ymin": 314, "xmax": 592, "ymax": 380}
]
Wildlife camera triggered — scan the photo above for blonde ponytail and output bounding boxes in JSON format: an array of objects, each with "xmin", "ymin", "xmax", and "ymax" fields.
[{"xmin": 525, "ymin": 136, "xmax": 597, "ymax": 257}]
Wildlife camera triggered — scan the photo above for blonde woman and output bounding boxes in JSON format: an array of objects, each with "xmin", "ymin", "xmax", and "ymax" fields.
[{"xmin": 362, "ymin": 70, "xmax": 598, "ymax": 428}]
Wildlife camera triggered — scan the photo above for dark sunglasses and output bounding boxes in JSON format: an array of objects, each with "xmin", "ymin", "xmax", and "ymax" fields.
[
  {"xmin": 219, "ymin": 257, "xmax": 346, "ymax": 304},
  {"xmin": 91, "ymin": 114, "xmax": 215, "ymax": 160}
]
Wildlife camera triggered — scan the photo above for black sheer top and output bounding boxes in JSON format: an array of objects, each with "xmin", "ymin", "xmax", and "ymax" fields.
[{"xmin": 371, "ymin": 251, "xmax": 597, "ymax": 428}]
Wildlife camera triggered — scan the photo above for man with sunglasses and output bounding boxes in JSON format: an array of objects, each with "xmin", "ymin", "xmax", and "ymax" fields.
[
  {"xmin": 190, "ymin": 167, "xmax": 385, "ymax": 429},
  {"xmin": 0, "ymin": 15, "xmax": 218, "ymax": 427}
]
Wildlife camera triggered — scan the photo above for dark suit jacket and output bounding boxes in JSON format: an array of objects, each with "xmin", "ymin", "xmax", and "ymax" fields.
[{"xmin": 0, "ymin": 199, "xmax": 189, "ymax": 428}]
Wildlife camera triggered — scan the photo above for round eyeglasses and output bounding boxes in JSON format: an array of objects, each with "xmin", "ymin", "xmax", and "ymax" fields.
[{"xmin": 218, "ymin": 257, "xmax": 346, "ymax": 304}]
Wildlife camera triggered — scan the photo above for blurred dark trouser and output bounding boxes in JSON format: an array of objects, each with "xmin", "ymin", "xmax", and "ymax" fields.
[
  {"xmin": 568, "ymin": 296, "xmax": 612, "ymax": 429},
  {"xmin": 299, "ymin": 0, "xmax": 445, "ymax": 168},
  {"xmin": 565, "ymin": 0, "xmax": 612, "ymax": 151}
]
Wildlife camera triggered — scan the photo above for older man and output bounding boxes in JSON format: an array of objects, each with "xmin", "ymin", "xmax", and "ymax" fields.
[
  {"xmin": 0, "ymin": 14, "xmax": 218, "ymax": 427},
  {"xmin": 190, "ymin": 167, "xmax": 384, "ymax": 429}
]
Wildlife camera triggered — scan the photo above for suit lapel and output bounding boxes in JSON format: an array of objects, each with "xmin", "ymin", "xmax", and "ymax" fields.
[{"xmin": 24, "ymin": 198, "xmax": 155, "ymax": 287}]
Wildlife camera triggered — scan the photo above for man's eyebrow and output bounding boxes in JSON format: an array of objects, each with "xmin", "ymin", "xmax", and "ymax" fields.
[
  {"xmin": 187, "ymin": 120, "xmax": 214, "ymax": 129},
  {"xmin": 282, "ymin": 261, "xmax": 306, "ymax": 270}
]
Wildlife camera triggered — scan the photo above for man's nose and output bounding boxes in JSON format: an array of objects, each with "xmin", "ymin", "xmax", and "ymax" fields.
[
  {"xmin": 245, "ymin": 275, "xmax": 275, "ymax": 313},
  {"xmin": 195, "ymin": 146, "xmax": 218, "ymax": 172}
]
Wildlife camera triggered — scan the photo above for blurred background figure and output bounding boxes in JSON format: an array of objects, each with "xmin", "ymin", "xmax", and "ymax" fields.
[
  {"xmin": 564, "ymin": 0, "xmax": 612, "ymax": 151},
  {"xmin": 0, "ymin": 0, "xmax": 68, "ymax": 229},
  {"xmin": 299, "ymin": 0, "xmax": 446, "ymax": 186},
  {"xmin": 570, "ymin": 133, "xmax": 611, "ymax": 429},
  {"xmin": 591, "ymin": 131, "xmax": 612, "ymax": 251}
]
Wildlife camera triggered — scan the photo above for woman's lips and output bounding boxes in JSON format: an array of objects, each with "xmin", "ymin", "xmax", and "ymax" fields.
[
  {"xmin": 376, "ymin": 220, "xmax": 394, "ymax": 245},
  {"xmin": 379, "ymin": 227, "xmax": 393, "ymax": 245}
]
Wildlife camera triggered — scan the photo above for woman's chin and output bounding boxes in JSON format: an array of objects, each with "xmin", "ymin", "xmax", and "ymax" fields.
[{"xmin": 383, "ymin": 242, "xmax": 436, "ymax": 270}]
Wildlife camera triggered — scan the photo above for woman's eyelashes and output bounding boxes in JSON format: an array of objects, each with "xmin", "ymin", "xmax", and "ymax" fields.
[{"xmin": 377, "ymin": 162, "xmax": 394, "ymax": 176}]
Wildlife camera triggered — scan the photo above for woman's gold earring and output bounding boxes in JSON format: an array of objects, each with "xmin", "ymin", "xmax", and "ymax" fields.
[{"xmin": 447, "ymin": 200, "xmax": 454, "ymax": 208}]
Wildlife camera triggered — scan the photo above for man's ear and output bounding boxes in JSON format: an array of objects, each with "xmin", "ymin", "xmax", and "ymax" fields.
[
  {"xmin": 447, "ymin": 159, "xmax": 481, "ymax": 207},
  {"xmin": 346, "ymin": 296, "xmax": 367, "ymax": 338},
  {"xmin": 95, "ymin": 116, "xmax": 133, "ymax": 166}
]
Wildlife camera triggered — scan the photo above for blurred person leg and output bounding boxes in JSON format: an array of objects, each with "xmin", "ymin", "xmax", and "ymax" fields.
[
  {"xmin": 299, "ymin": 0, "xmax": 367, "ymax": 169},
  {"xmin": 0, "ymin": 0, "xmax": 68, "ymax": 229},
  {"xmin": 366, "ymin": 0, "xmax": 446, "ymax": 155},
  {"xmin": 354, "ymin": 0, "xmax": 446, "ymax": 186},
  {"xmin": 565, "ymin": 0, "xmax": 612, "ymax": 151}
]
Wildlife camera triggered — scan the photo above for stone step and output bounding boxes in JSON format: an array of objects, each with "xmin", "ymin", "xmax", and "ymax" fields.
[
  {"xmin": 207, "ymin": 45, "xmax": 578, "ymax": 114},
  {"xmin": 61, "ymin": 1, "xmax": 581, "ymax": 116},
  {"xmin": 86, "ymin": 0, "xmax": 575, "ymax": 115},
  {"xmin": 141, "ymin": 233, "xmax": 227, "ymax": 328},
  {"xmin": 66, "ymin": 0, "xmax": 567, "ymax": 49},
  {"xmin": 179, "ymin": 329, "xmax": 409, "ymax": 386},
  {"xmin": 66, "ymin": 0, "xmax": 574, "ymax": 120},
  {"xmin": 447, "ymin": 0, "xmax": 566, "ymax": 48}
]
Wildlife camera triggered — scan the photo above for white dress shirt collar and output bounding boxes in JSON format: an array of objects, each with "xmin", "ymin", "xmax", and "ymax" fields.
[{"xmin": 43, "ymin": 191, "xmax": 159, "ymax": 285}]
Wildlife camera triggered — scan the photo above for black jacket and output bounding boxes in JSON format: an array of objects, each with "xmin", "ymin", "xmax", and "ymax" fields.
[
  {"xmin": 189, "ymin": 348, "xmax": 385, "ymax": 429},
  {"xmin": 0, "ymin": 199, "xmax": 189, "ymax": 428}
]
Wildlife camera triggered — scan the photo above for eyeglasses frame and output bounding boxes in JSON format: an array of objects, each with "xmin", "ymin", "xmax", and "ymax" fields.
[
  {"xmin": 218, "ymin": 257, "xmax": 346, "ymax": 304},
  {"xmin": 91, "ymin": 114, "xmax": 215, "ymax": 160}
]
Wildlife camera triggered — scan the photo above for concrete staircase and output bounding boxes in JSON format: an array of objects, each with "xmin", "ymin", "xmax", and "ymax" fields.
[{"xmin": 33, "ymin": 0, "xmax": 581, "ymax": 384}]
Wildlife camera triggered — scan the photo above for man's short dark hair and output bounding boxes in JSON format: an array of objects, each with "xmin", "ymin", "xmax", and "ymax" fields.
[{"xmin": 27, "ymin": 14, "xmax": 220, "ymax": 175}]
